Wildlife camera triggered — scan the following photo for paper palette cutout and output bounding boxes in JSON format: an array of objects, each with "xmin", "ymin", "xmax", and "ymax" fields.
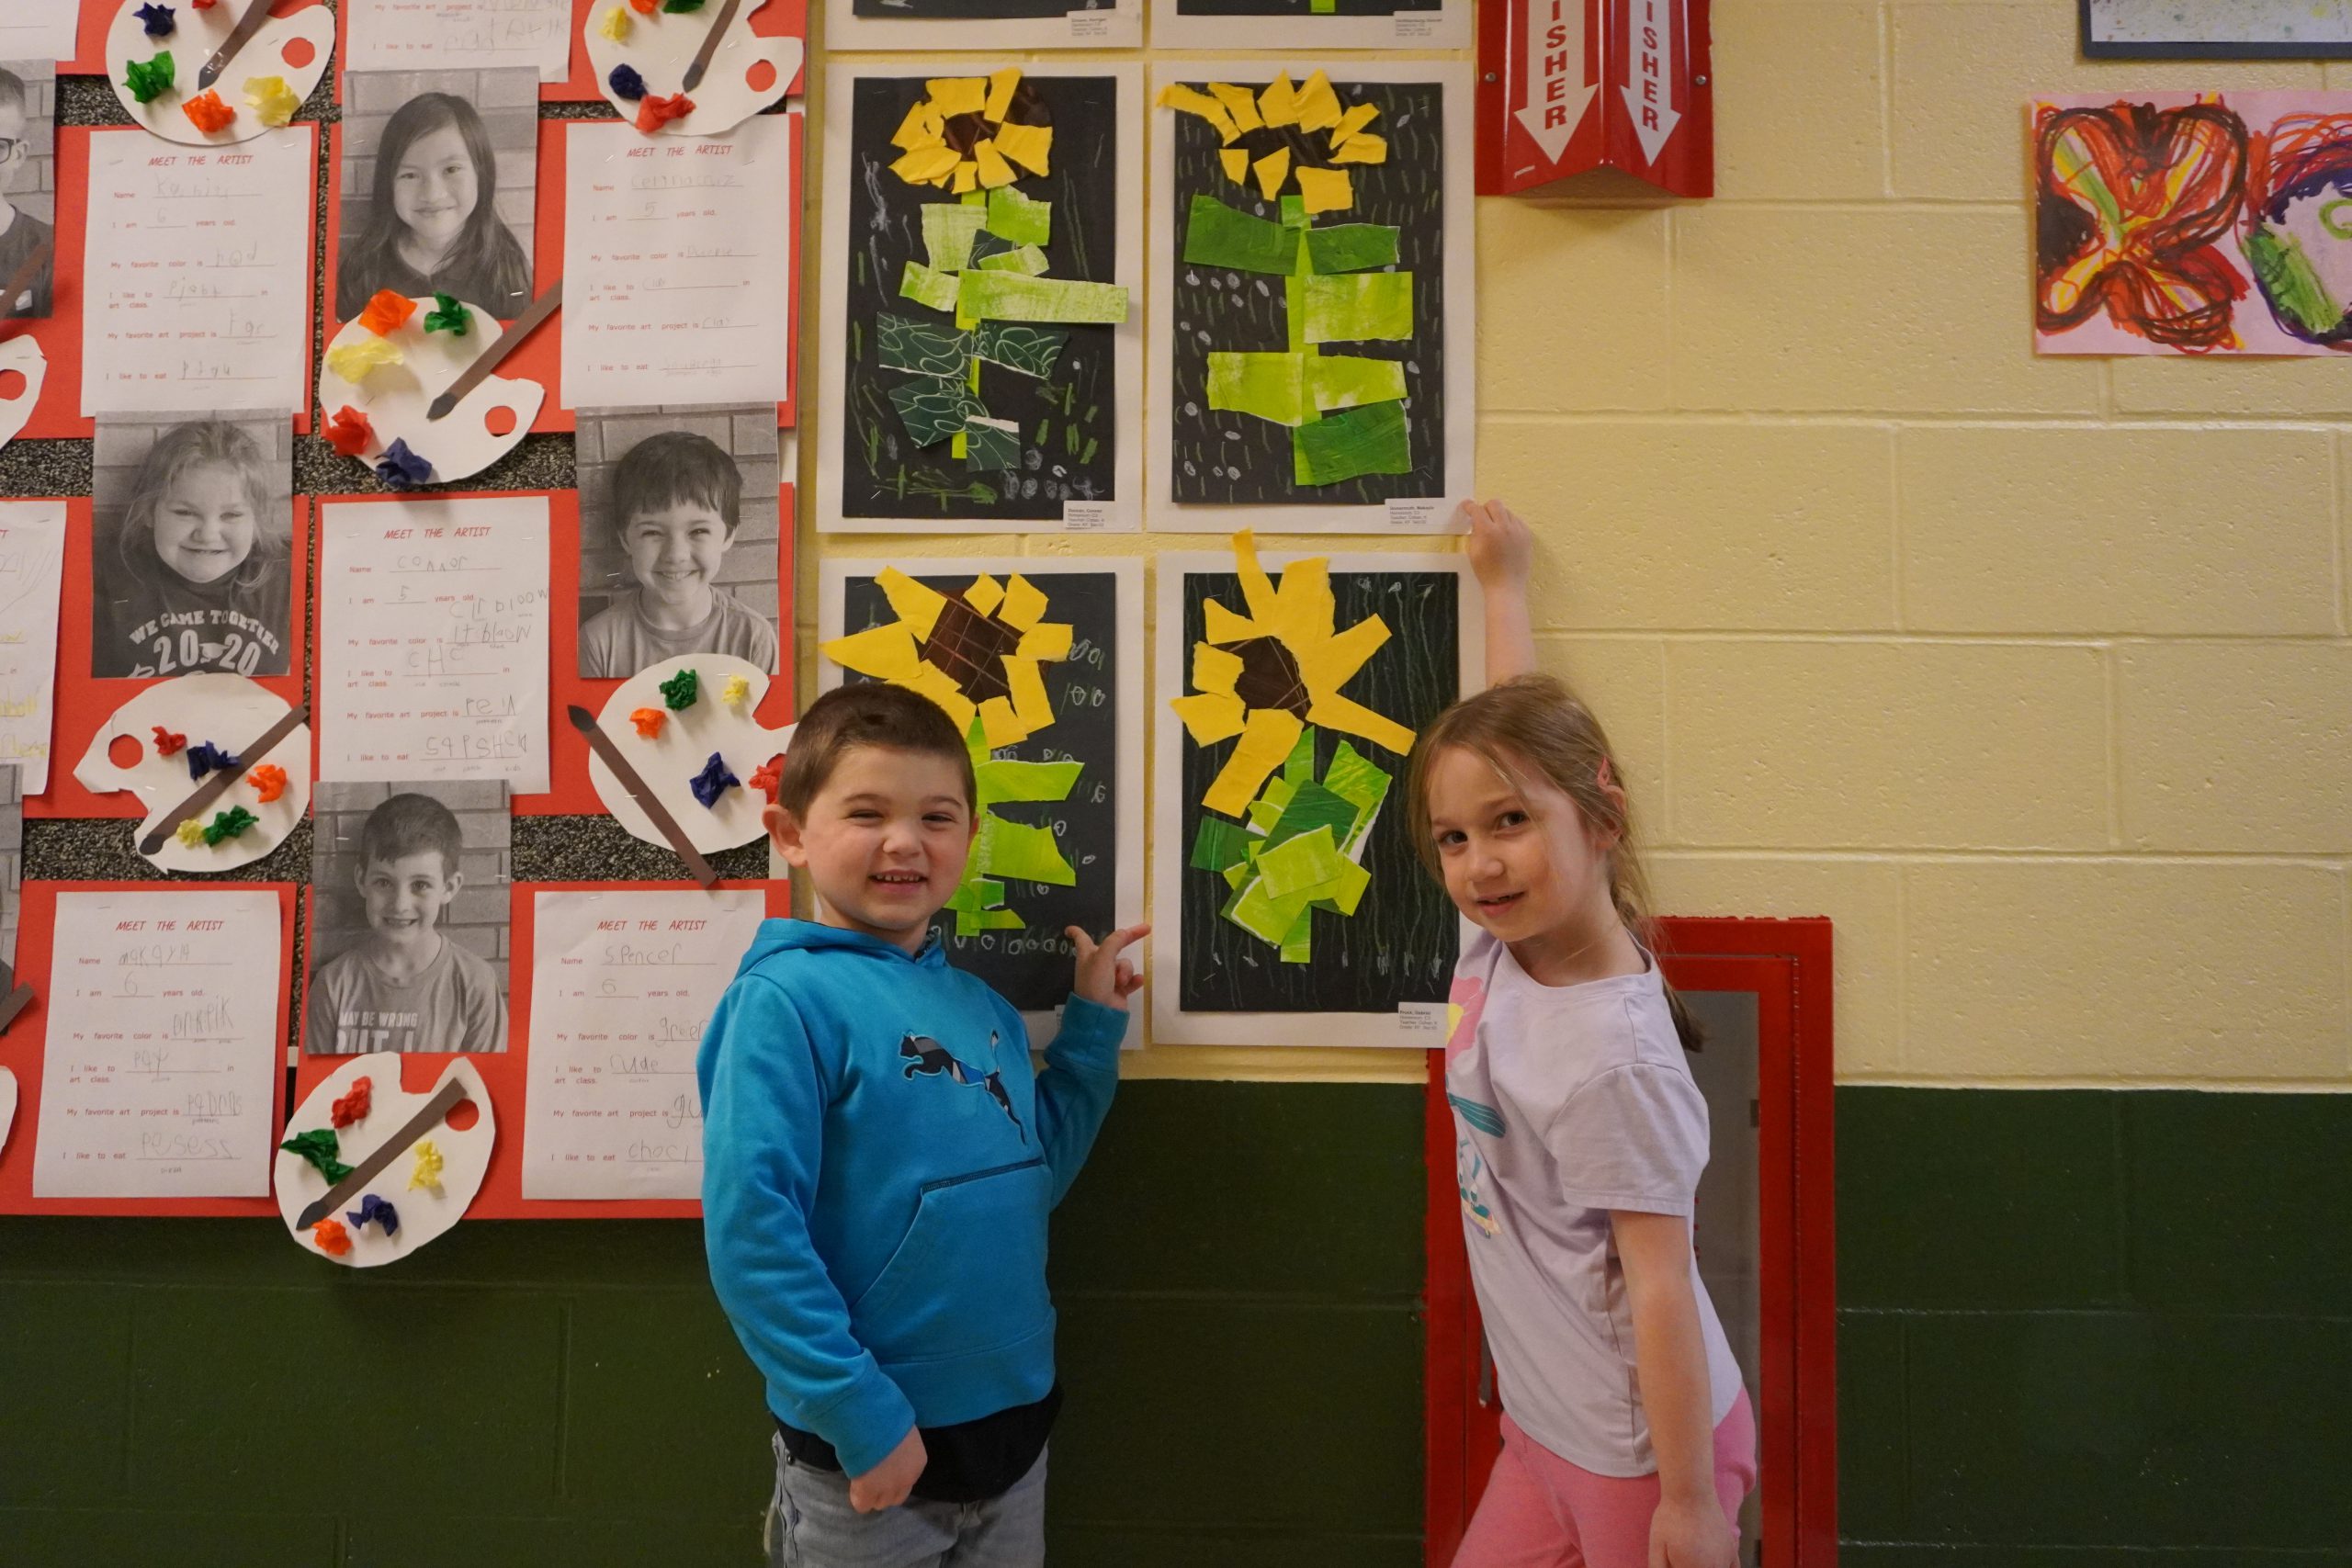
[
  {"xmin": 319, "ymin": 298, "xmax": 544, "ymax": 486},
  {"xmin": 105, "ymin": 0, "xmax": 334, "ymax": 146},
  {"xmin": 0, "ymin": 336, "xmax": 48, "ymax": 456},
  {"xmin": 588, "ymin": 654, "xmax": 793, "ymax": 854},
  {"xmin": 0, "ymin": 1068, "xmax": 16, "ymax": 1166},
  {"xmin": 584, "ymin": 2, "xmax": 801, "ymax": 138},
  {"xmin": 71, "ymin": 673, "xmax": 312, "ymax": 874},
  {"xmin": 275, "ymin": 1055, "xmax": 493, "ymax": 1269}
]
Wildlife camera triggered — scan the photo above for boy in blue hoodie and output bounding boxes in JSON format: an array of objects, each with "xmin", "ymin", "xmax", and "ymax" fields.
[{"xmin": 699, "ymin": 682, "xmax": 1145, "ymax": 1565}]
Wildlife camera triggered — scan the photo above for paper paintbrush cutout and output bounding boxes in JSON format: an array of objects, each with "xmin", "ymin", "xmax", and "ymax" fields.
[
  {"xmin": 0, "ymin": 973, "xmax": 32, "ymax": 1035},
  {"xmin": 680, "ymin": 0, "xmax": 743, "ymax": 92},
  {"xmin": 428, "ymin": 279, "xmax": 560, "ymax": 421},
  {"xmin": 569, "ymin": 704, "xmax": 721, "ymax": 888},
  {"xmin": 197, "ymin": 0, "xmax": 270, "ymax": 90},
  {"xmin": 293, "ymin": 1078, "xmax": 465, "ymax": 1231},
  {"xmin": 138, "ymin": 702, "xmax": 308, "ymax": 855}
]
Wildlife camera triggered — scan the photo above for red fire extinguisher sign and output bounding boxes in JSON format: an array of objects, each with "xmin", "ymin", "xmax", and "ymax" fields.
[{"xmin": 1476, "ymin": 0, "xmax": 1714, "ymax": 197}]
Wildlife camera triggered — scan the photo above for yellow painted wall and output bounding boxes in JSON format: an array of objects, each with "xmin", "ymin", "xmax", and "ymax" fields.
[{"xmin": 799, "ymin": 2, "xmax": 2352, "ymax": 1088}]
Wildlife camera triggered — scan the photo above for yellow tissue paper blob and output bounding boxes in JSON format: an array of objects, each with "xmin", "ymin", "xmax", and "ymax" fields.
[
  {"xmin": 1209, "ymin": 82, "xmax": 1264, "ymax": 133},
  {"xmin": 1253, "ymin": 147, "xmax": 1292, "ymax": 201},
  {"xmin": 994, "ymin": 120, "xmax": 1051, "ymax": 176},
  {"xmin": 1259, "ymin": 73, "xmax": 1299, "ymax": 128},
  {"xmin": 174, "ymin": 818, "xmax": 206, "ymax": 848},
  {"xmin": 721, "ymin": 673, "xmax": 752, "ymax": 709},
  {"xmin": 1293, "ymin": 71, "xmax": 1343, "ymax": 132},
  {"xmin": 1220, "ymin": 148, "xmax": 1250, "ymax": 186},
  {"xmin": 1332, "ymin": 134, "xmax": 1387, "ymax": 165},
  {"xmin": 985, "ymin": 66, "xmax": 1021, "ymax": 123},
  {"xmin": 1294, "ymin": 164, "xmax": 1354, "ymax": 214},
  {"xmin": 927, "ymin": 77, "xmax": 988, "ymax": 118},
  {"xmin": 243, "ymin": 75, "xmax": 300, "ymax": 129},
  {"xmin": 326, "ymin": 336, "xmax": 403, "ymax": 384},
  {"xmin": 598, "ymin": 4, "xmax": 632, "ymax": 39},
  {"xmin": 410, "ymin": 1138, "xmax": 446, "ymax": 1193}
]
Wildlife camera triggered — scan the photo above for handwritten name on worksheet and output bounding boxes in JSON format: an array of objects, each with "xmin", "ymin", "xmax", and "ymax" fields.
[
  {"xmin": 345, "ymin": 0, "xmax": 572, "ymax": 82},
  {"xmin": 318, "ymin": 495, "xmax": 551, "ymax": 794},
  {"xmin": 0, "ymin": 502, "xmax": 65, "ymax": 795},
  {"xmin": 33, "ymin": 890, "xmax": 282, "ymax": 1200},
  {"xmin": 81, "ymin": 131, "xmax": 313, "ymax": 417},
  {"xmin": 521, "ymin": 888, "xmax": 764, "ymax": 1201},
  {"xmin": 563, "ymin": 118, "xmax": 794, "ymax": 410}
]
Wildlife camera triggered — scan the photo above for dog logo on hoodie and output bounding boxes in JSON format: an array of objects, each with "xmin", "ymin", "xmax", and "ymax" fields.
[{"xmin": 899, "ymin": 1031, "xmax": 1025, "ymax": 1141}]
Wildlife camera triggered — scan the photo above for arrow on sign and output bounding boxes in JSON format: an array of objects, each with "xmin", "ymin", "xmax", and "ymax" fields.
[
  {"xmin": 1516, "ymin": 0, "xmax": 1596, "ymax": 164},
  {"xmin": 1623, "ymin": 0, "xmax": 1681, "ymax": 165}
]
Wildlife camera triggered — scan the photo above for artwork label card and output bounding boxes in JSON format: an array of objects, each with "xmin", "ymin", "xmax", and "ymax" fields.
[
  {"xmin": 346, "ymin": 0, "xmax": 576, "ymax": 82},
  {"xmin": 33, "ymin": 888, "xmax": 283, "ymax": 1199},
  {"xmin": 521, "ymin": 887, "xmax": 764, "ymax": 1200},
  {"xmin": 318, "ymin": 495, "xmax": 551, "ymax": 793},
  {"xmin": 0, "ymin": 499, "xmax": 65, "ymax": 794},
  {"xmin": 81, "ymin": 128, "xmax": 314, "ymax": 417},
  {"xmin": 563, "ymin": 117, "xmax": 795, "ymax": 410}
]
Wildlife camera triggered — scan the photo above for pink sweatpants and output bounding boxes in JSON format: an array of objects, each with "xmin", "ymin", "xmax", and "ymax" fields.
[{"xmin": 1451, "ymin": 1392, "xmax": 1758, "ymax": 1568}]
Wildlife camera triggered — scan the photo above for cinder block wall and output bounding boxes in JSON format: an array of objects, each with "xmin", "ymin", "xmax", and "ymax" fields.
[
  {"xmin": 576, "ymin": 404, "xmax": 784, "ymax": 649},
  {"xmin": 310, "ymin": 779, "xmax": 512, "ymax": 991}
]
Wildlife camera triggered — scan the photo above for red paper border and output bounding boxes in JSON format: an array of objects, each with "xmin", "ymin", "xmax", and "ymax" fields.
[
  {"xmin": 307, "ymin": 486, "xmax": 794, "ymax": 817},
  {"xmin": 0, "ymin": 880, "xmax": 297, "ymax": 1218},
  {"xmin": 289, "ymin": 877, "xmax": 786, "ymax": 1218},
  {"xmin": 28, "ymin": 495, "xmax": 313, "ymax": 819}
]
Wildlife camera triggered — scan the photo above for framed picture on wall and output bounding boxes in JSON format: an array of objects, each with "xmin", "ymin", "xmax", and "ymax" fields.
[{"xmin": 2080, "ymin": 0, "xmax": 2352, "ymax": 58}]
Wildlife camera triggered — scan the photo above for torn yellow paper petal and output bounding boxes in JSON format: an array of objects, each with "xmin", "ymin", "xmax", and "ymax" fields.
[
  {"xmin": 1329, "ymin": 101, "xmax": 1379, "ymax": 148},
  {"xmin": 821, "ymin": 624, "xmax": 922, "ymax": 683},
  {"xmin": 927, "ymin": 77, "xmax": 988, "ymax": 118},
  {"xmin": 978, "ymin": 695, "xmax": 1022, "ymax": 750},
  {"xmin": 892, "ymin": 99, "xmax": 942, "ymax": 151},
  {"xmin": 1306, "ymin": 689, "xmax": 1416, "ymax": 756},
  {"xmin": 1016, "ymin": 621, "xmax": 1073, "ymax": 661},
  {"xmin": 1220, "ymin": 148, "xmax": 1250, "ymax": 186},
  {"xmin": 598, "ymin": 4, "xmax": 631, "ymax": 39},
  {"xmin": 965, "ymin": 572, "xmax": 1005, "ymax": 617},
  {"xmin": 890, "ymin": 145, "xmax": 961, "ymax": 185},
  {"xmin": 1317, "ymin": 613, "xmax": 1393, "ymax": 683},
  {"xmin": 1259, "ymin": 73, "xmax": 1299, "ymax": 127},
  {"xmin": 1007, "ymin": 657, "xmax": 1053, "ymax": 737},
  {"xmin": 999, "ymin": 574, "xmax": 1047, "ymax": 627},
  {"xmin": 878, "ymin": 566, "xmax": 949, "ymax": 639},
  {"xmin": 995, "ymin": 119, "xmax": 1051, "ymax": 175},
  {"xmin": 1233, "ymin": 531, "xmax": 1281, "ymax": 626},
  {"xmin": 985, "ymin": 66, "xmax": 1021, "ymax": 123},
  {"xmin": 1209, "ymin": 82, "xmax": 1264, "ymax": 133},
  {"xmin": 972, "ymin": 139, "xmax": 1016, "ymax": 188},
  {"xmin": 1172, "ymin": 690, "xmax": 1248, "ymax": 746},
  {"xmin": 1158, "ymin": 83, "xmax": 1239, "ymax": 143},
  {"xmin": 1268, "ymin": 555, "xmax": 1336, "ymax": 646},
  {"xmin": 1203, "ymin": 598, "xmax": 1257, "ymax": 645},
  {"xmin": 952, "ymin": 161, "xmax": 978, "ymax": 195},
  {"xmin": 1253, "ymin": 147, "xmax": 1292, "ymax": 201},
  {"xmin": 1293, "ymin": 71, "xmax": 1343, "ymax": 131},
  {"xmin": 1332, "ymin": 134, "xmax": 1387, "ymax": 165},
  {"xmin": 1193, "ymin": 641, "xmax": 1245, "ymax": 696},
  {"xmin": 326, "ymin": 336, "xmax": 402, "ymax": 383},
  {"xmin": 907, "ymin": 663, "xmax": 977, "ymax": 733},
  {"xmin": 1294, "ymin": 164, "xmax": 1354, "ymax": 214},
  {"xmin": 1204, "ymin": 707, "xmax": 1306, "ymax": 818}
]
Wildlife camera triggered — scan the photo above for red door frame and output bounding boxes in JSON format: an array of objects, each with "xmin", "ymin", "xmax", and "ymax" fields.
[{"xmin": 1424, "ymin": 916, "xmax": 1838, "ymax": 1567}]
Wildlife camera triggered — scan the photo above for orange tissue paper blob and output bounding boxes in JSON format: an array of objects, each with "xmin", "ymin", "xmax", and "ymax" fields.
[
  {"xmin": 245, "ymin": 763, "xmax": 288, "ymax": 803},
  {"xmin": 311, "ymin": 1219, "xmax": 353, "ymax": 1258},
  {"xmin": 182, "ymin": 91, "xmax": 236, "ymax": 133},
  {"xmin": 359, "ymin": 290, "xmax": 417, "ymax": 337},
  {"xmin": 636, "ymin": 93, "xmax": 694, "ymax": 134},
  {"xmin": 331, "ymin": 1077, "xmax": 373, "ymax": 1130},
  {"xmin": 628, "ymin": 707, "xmax": 667, "ymax": 739}
]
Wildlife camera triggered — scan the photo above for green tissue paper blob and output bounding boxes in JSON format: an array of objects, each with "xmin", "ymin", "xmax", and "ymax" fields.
[
  {"xmin": 124, "ymin": 51, "xmax": 175, "ymax": 105},
  {"xmin": 424, "ymin": 294, "xmax": 470, "ymax": 337},
  {"xmin": 280, "ymin": 1129, "xmax": 354, "ymax": 1184}
]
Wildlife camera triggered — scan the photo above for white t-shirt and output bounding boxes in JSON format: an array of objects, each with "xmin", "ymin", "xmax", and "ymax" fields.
[{"xmin": 1444, "ymin": 928, "xmax": 1744, "ymax": 1477}]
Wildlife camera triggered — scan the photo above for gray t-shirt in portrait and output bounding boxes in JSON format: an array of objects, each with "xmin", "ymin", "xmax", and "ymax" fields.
[
  {"xmin": 1445, "ymin": 928, "xmax": 1744, "ymax": 1477},
  {"xmin": 578, "ymin": 588, "xmax": 778, "ymax": 680}
]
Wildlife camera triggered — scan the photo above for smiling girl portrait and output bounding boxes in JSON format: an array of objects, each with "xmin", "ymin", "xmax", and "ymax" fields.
[{"xmin": 335, "ymin": 73, "xmax": 537, "ymax": 322}]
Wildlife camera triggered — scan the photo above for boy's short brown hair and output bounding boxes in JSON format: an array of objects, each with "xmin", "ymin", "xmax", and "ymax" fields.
[{"xmin": 778, "ymin": 683, "xmax": 975, "ymax": 818}]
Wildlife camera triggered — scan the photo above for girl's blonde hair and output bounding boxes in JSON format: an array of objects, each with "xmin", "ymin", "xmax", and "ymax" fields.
[
  {"xmin": 116, "ymin": 420, "xmax": 284, "ymax": 592},
  {"xmin": 1406, "ymin": 673, "xmax": 1702, "ymax": 1051}
]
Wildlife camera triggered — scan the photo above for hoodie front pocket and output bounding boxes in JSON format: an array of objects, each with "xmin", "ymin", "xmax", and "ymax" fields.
[{"xmin": 852, "ymin": 1158, "xmax": 1052, "ymax": 1363}]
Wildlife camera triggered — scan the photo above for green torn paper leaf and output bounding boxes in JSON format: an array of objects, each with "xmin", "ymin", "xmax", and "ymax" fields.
[
  {"xmin": 1302, "ymin": 271, "xmax": 1414, "ymax": 344},
  {"xmin": 1256, "ymin": 824, "xmax": 1341, "ymax": 901},
  {"xmin": 922, "ymin": 203, "xmax": 986, "ymax": 274},
  {"xmin": 1294, "ymin": 400, "xmax": 1412, "ymax": 486},
  {"xmin": 1305, "ymin": 223, "xmax": 1401, "ymax": 273},
  {"xmin": 1279, "ymin": 195, "xmax": 1307, "ymax": 230},
  {"xmin": 888, "ymin": 376, "xmax": 985, "ymax": 446},
  {"xmin": 1323, "ymin": 739, "xmax": 1393, "ymax": 821},
  {"xmin": 1206, "ymin": 351, "xmax": 1306, "ymax": 427},
  {"xmin": 1225, "ymin": 874, "xmax": 1319, "ymax": 947},
  {"xmin": 985, "ymin": 185, "xmax": 1053, "ymax": 247},
  {"xmin": 975, "ymin": 813, "xmax": 1077, "ymax": 886},
  {"xmin": 1191, "ymin": 815, "xmax": 1255, "ymax": 873},
  {"xmin": 958, "ymin": 269, "xmax": 1131, "ymax": 324},
  {"xmin": 978, "ymin": 756, "xmax": 1084, "ymax": 803},
  {"xmin": 1183, "ymin": 195, "xmax": 1300, "ymax": 276},
  {"xmin": 965, "ymin": 415, "xmax": 1021, "ymax": 471},
  {"xmin": 900, "ymin": 261, "xmax": 963, "ymax": 313},
  {"xmin": 978, "ymin": 245, "xmax": 1052, "ymax": 275},
  {"xmin": 1282, "ymin": 727, "xmax": 1316, "ymax": 784},
  {"xmin": 877, "ymin": 313, "xmax": 972, "ymax": 378},
  {"xmin": 1308, "ymin": 355, "xmax": 1407, "ymax": 412},
  {"xmin": 975, "ymin": 321, "xmax": 1068, "ymax": 378},
  {"xmin": 1266, "ymin": 779, "xmax": 1357, "ymax": 852},
  {"xmin": 1279, "ymin": 908, "xmax": 1313, "ymax": 964}
]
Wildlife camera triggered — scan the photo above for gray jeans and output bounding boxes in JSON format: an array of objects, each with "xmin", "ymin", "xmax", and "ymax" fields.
[{"xmin": 763, "ymin": 1432, "xmax": 1047, "ymax": 1568}]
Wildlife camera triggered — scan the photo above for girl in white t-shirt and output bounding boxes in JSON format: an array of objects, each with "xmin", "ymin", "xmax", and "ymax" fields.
[{"xmin": 1408, "ymin": 499, "xmax": 1755, "ymax": 1568}]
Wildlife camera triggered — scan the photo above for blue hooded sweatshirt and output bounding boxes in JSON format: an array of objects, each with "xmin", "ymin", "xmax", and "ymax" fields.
[{"xmin": 697, "ymin": 919, "xmax": 1126, "ymax": 1478}]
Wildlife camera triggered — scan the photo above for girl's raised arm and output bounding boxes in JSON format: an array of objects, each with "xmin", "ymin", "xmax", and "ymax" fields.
[{"xmin": 1461, "ymin": 498, "xmax": 1536, "ymax": 684}]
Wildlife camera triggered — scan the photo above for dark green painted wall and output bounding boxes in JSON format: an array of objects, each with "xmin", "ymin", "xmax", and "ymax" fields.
[
  {"xmin": 1837, "ymin": 1088, "xmax": 2352, "ymax": 1568},
  {"xmin": 9, "ymin": 1081, "xmax": 2350, "ymax": 1565},
  {"xmin": 0, "ymin": 1081, "xmax": 1427, "ymax": 1567}
]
